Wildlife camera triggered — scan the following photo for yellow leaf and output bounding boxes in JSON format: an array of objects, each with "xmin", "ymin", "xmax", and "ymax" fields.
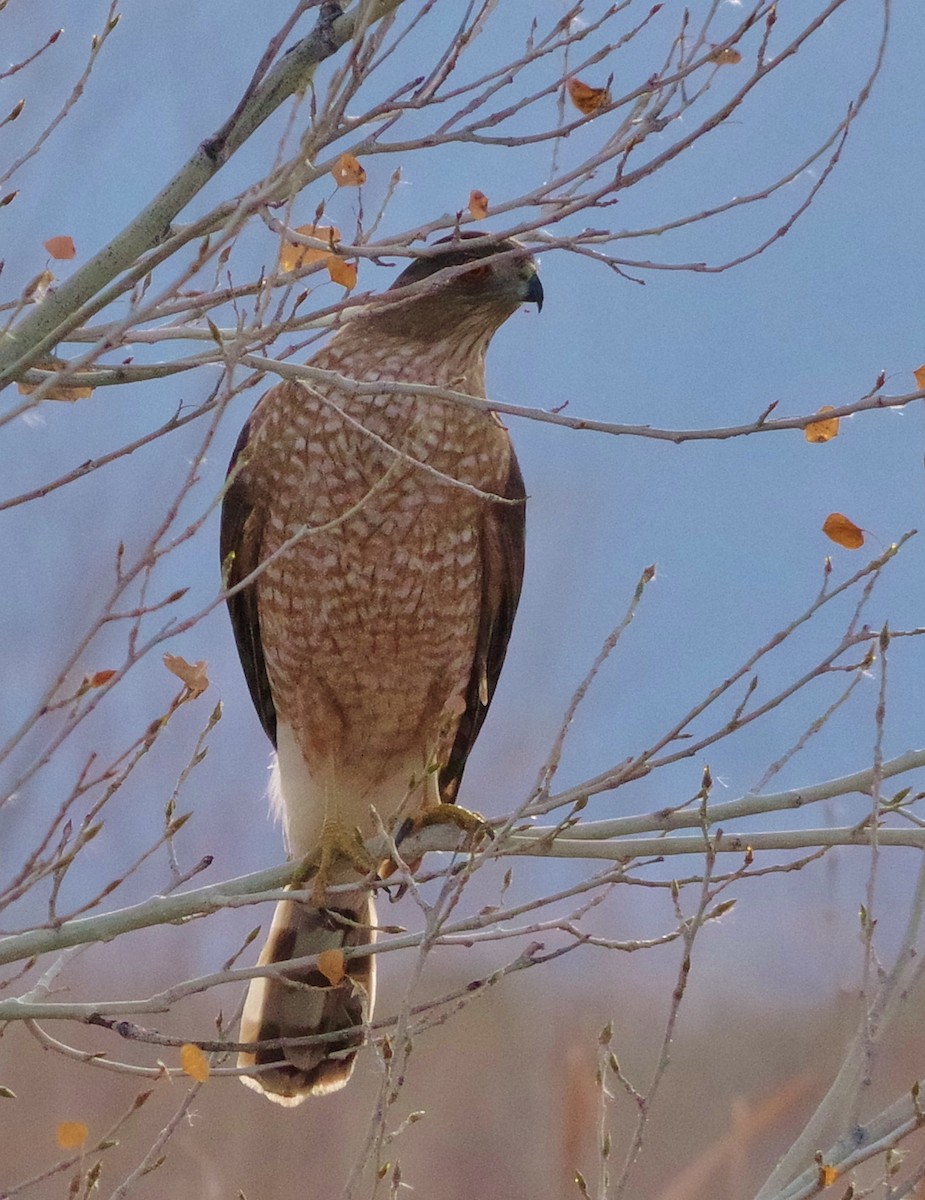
[
  {"xmin": 804, "ymin": 405, "xmax": 840, "ymax": 443},
  {"xmin": 162, "ymin": 653, "xmax": 209, "ymax": 697},
  {"xmin": 317, "ymin": 948, "xmax": 346, "ymax": 986},
  {"xmin": 327, "ymin": 258, "xmax": 357, "ymax": 290},
  {"xmin": 822, "ymin": 512, "xmax": 864, "ymax": 550},
  {"xmin": 567, "ymin": 78, "xmax": 611, "ymax": 115},
  {"xmin": 56, "ymin": 1121, "xmax": 88, "ymax": 1150},
  {"xmin": 708, "ymin": 46, "xmax": 743, "ymax": 65},
  {"xmin": 44, "ymin": 235, "xmax": 76, "ymax": 260},
  {"xmin": 468, "ymin": 190, "xmax": 489, "ymax": 220},
  {"xmin": 818, "ymin": 1164, "xmax": 838, "ymax": 1187},
  {"xmin": 330, "ymin": 152, "xmax": 367, "ymax": 187},
  {"xmin": 17, "ymin": 380, "xmax": 93, "ymax": 402},
  {"xmin": 179, "ymin": 1043, "xmax": 210, "ymax": 1083},
  {"xmin": 279, "ymin": 223, "xmax": 341, "ymax": 273},
  {"xmin": 913, "ymin": 363, "xmax": 925, "ymax": 391}
]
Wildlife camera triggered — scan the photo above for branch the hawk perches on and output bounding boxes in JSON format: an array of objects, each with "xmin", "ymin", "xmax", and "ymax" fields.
[{"xmin": 221, "ymin": 233, "xmax": 543, "ymax": 1104}]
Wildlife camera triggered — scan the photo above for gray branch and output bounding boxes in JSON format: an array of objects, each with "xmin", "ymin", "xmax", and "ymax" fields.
[
  {"xmin": 2, "ymin": 819, "xmax": 924, "ymax": 971},
  {"xmin": 0, "ymin": 0, "xmax": 404, "ymax": 382}
]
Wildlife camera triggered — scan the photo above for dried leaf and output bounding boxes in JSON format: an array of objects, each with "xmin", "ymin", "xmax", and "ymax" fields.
[
  {"xmin": 317, "ymin": 948, "xmax": 346, "ymax": 986},
  {"xmin": 17, "ymin": 356, "xmax": 93, "ymax": 402},
  {"xmin": 17, "ymin": 381, "xmax": 93, "ymax": 402},
  {"xmin": 468, "ymin": 190, "xmax": 489, "ymax": 220},
  {"xmin": 44, "ymin": 235, "xmax": 76, "ymax": 260},
  {"xmin": 567, "ymin": 78, "xmax": 611, "ymax": 115},
  {"xmin": 22, "ymin": 269, "xmax": 54, "ymax": 303},
  {"xmin": 822, "ymin": 512, "xmax": 864, "ymax": 550},
  {"xmin": 818, "ymin": 1164, "xmax": 838, "ymax": 1187},
  {"xmin": 0, "ymin": 1086, "xmax": 16, "ymax": 1099},
  {"xmin": 163, "ymin": 653, "xmax": 209, "ymax": 697},
  {"xmin": 85, "ymin": 669, "xmax": 117, "ymax": 689},
  {"xmin": 913, "ymin": 363, "xmax": 925, "ymax": 391},
  {"xmin": 331, "ymin": 152, "xmax": 367, "ymax": 187},
  {"xmin": 279, "ymin": 223, "xmax": 341, "ymax": 273},
  {"xmin": 708, "ymin": 46, "xmax": 743, "ymax": 65},
  {"xmin": 56, "ymin": 1121, "xmax": 88, "ymax": 1150},
  {"xmin": 804, "ymin": 405, "xmax": 840, "ymax": 443},
  {"xmin": 327, "ymin": 258, "xmax": 357, "ymax": 290},
  {"xmin": 179, "ymin": 1043, "xmax": 210, "ymax": 1083}
]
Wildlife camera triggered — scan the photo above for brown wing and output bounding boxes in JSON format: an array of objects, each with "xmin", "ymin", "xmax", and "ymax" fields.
[
  {"xmin": 439, "ymin": 448, "xmax": 526, "ymax": 803},
  {"xmin": 220, "ymin": 418, "xmax": 277, "ymax": 748}
]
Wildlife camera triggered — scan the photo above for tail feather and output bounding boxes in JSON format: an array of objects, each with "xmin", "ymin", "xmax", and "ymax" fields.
[{"xmin": 238, "ymin": 891, "xmax": 375, "ymax": 1105}]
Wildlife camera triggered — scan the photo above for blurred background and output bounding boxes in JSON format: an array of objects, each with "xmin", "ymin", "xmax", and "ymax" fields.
[{"xmin": 1, "ymin": 1, "xmax": 924, "ymax": 1196}]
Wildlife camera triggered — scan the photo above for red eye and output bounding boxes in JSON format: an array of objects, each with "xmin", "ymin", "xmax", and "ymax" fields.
[{"xmin": 464, "ymin": 263, "xmax": 492, "ymax": 282}]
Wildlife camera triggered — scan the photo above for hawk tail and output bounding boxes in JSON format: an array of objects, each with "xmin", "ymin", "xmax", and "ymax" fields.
[{"xmin": 237, "ymin": 891, "xmax": 375, "ymax": 1105}]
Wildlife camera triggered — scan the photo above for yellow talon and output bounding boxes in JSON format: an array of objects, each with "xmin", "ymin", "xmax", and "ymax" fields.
[
  {"xmin": 307, "ymin": 820, "xmax": 378, "ymax": 906},
  {"xmin": 407, "ymin": 802, "xmax": 495, "ymax": 842}
]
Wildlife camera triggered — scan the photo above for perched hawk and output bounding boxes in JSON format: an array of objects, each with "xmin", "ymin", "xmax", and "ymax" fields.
[{"xmin": 221, "ymin": 234, "xmax": 543, "ymax": 1104}]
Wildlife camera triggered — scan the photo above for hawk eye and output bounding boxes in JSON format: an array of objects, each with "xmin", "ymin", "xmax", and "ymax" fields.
[{"xmin": 463, "ymin": 263, "xmax": 492, "ymax": 282}]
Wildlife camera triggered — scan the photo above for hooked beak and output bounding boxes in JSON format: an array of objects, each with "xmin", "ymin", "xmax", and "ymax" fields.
[{"xmin": 524, "ymin": 271, "xmax": 544, "ymax": 312}]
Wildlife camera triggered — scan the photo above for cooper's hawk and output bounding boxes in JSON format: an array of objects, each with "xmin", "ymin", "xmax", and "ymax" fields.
[{"xmin": 221, "ymin": 234, "xmax": 542, "ymax": 1104}]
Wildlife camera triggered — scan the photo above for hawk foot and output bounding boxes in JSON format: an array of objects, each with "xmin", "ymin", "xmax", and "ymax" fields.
[
  {"xmin": 398, "ymin": 802, "xmax": 495, "ymax": 846},
  {"xmin": 307, "ymin": 820, "xmax": 377, "ymax": 906},
  {"xmin": 381, "ymin": 805, "xmax": 493, "ymax": 900}
]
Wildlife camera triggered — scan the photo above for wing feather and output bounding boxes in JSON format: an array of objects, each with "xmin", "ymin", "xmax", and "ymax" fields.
[
  {"xmin": 439, "ymin": 448, "xmax": 526, "ymax": 802},
  {"xmin": 220, "ymin": 419, "xmax": 278, "ymax": 747}
]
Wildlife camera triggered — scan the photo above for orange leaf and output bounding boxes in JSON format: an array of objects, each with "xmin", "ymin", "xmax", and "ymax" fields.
[
  {"xmin": 85, "ymin": 669, "xmax": 117, "ymax": 689},
  {"xmin": 804, "ymin": 405, "xmax": 840, "ymax": 443},
  {"xmin": 468, "ymin": 190, "xmax": 489, "ymax": 220},
  {"xmin": 822, "ymin": 512, "xmax": 864, "ymax": 550},
  {"xmin": 44, "ymin": 235, "xmax": 76, "ymax": 260},
  {"xmin": 327, "ymin": 258, "xmax": 357, "ymax": 290},
  {"xmin": 818, "ymin": 1164, "xmax": 838, "ymax": 1188},
  {"xmin": 162, "ymin": 653, "xmax": 209, "ymax": 697},
  {"xmin": 331, "ymin": 152, "xmax": 367, "ymax": 187},
  {"xmin": 317, "ymin": 948, "xmax": 346, "ymax": 986},
  {"xmin": 56, "ymin": 1121, "xmax": 88, "ymax": 1150},
  {"xmin": 567, "ymin": 78, "xmax": 611, "ymax": 115},
  {"xmin": 279, "ymin": 224, "xmax": 341, "ymax": 273},
  {"xmin": 913, "ymin": 363, "xmax": 925, "ymax": 391},
  {"xmin": 708, "ymin": 46, "xmax": 743, "ymax": 65},
  {"xmin": 179, "ymin": 1043, "xmax": 210, "ymax": 1083}
]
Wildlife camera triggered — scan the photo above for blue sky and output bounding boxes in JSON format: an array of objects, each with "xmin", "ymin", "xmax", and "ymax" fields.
[{"xmin": 1, "ymin": 0, "xmax": 923, "ymax": 1012}]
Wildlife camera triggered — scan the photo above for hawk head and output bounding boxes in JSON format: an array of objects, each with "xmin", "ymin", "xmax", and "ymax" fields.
[{"xmin": 370, "ymin": 232, "xmax": 542, "ymax": 340}]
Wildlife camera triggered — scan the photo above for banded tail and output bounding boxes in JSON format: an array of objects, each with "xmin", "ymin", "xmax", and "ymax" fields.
[{"xmin": 238, "ymin": 891, "xmax": 375, "ymax": 1104}]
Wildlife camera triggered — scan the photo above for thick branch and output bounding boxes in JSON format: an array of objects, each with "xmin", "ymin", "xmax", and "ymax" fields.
[
  {"xmin": 0, "ymin": 0, "xmax": 405, "ymax": 382},
  {"xmin": 535, "ymin": 749, "xmax": 925, "ymax": 841},
  {"xmin": 508, "ymin": 826, "xmax": 925, "ymax": 861},
  {"xmin": 0, "ymin": 863, "xmax": 293, "ymax": 967},
  {"xmin": 2, "ymin": 822, "xmax": 924, "ymax": 970}
]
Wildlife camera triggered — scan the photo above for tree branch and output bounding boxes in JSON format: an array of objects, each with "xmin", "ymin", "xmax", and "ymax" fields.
[{"xmin": 0, "ymin": 0, "xmax": 406, "ymax": 382}]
